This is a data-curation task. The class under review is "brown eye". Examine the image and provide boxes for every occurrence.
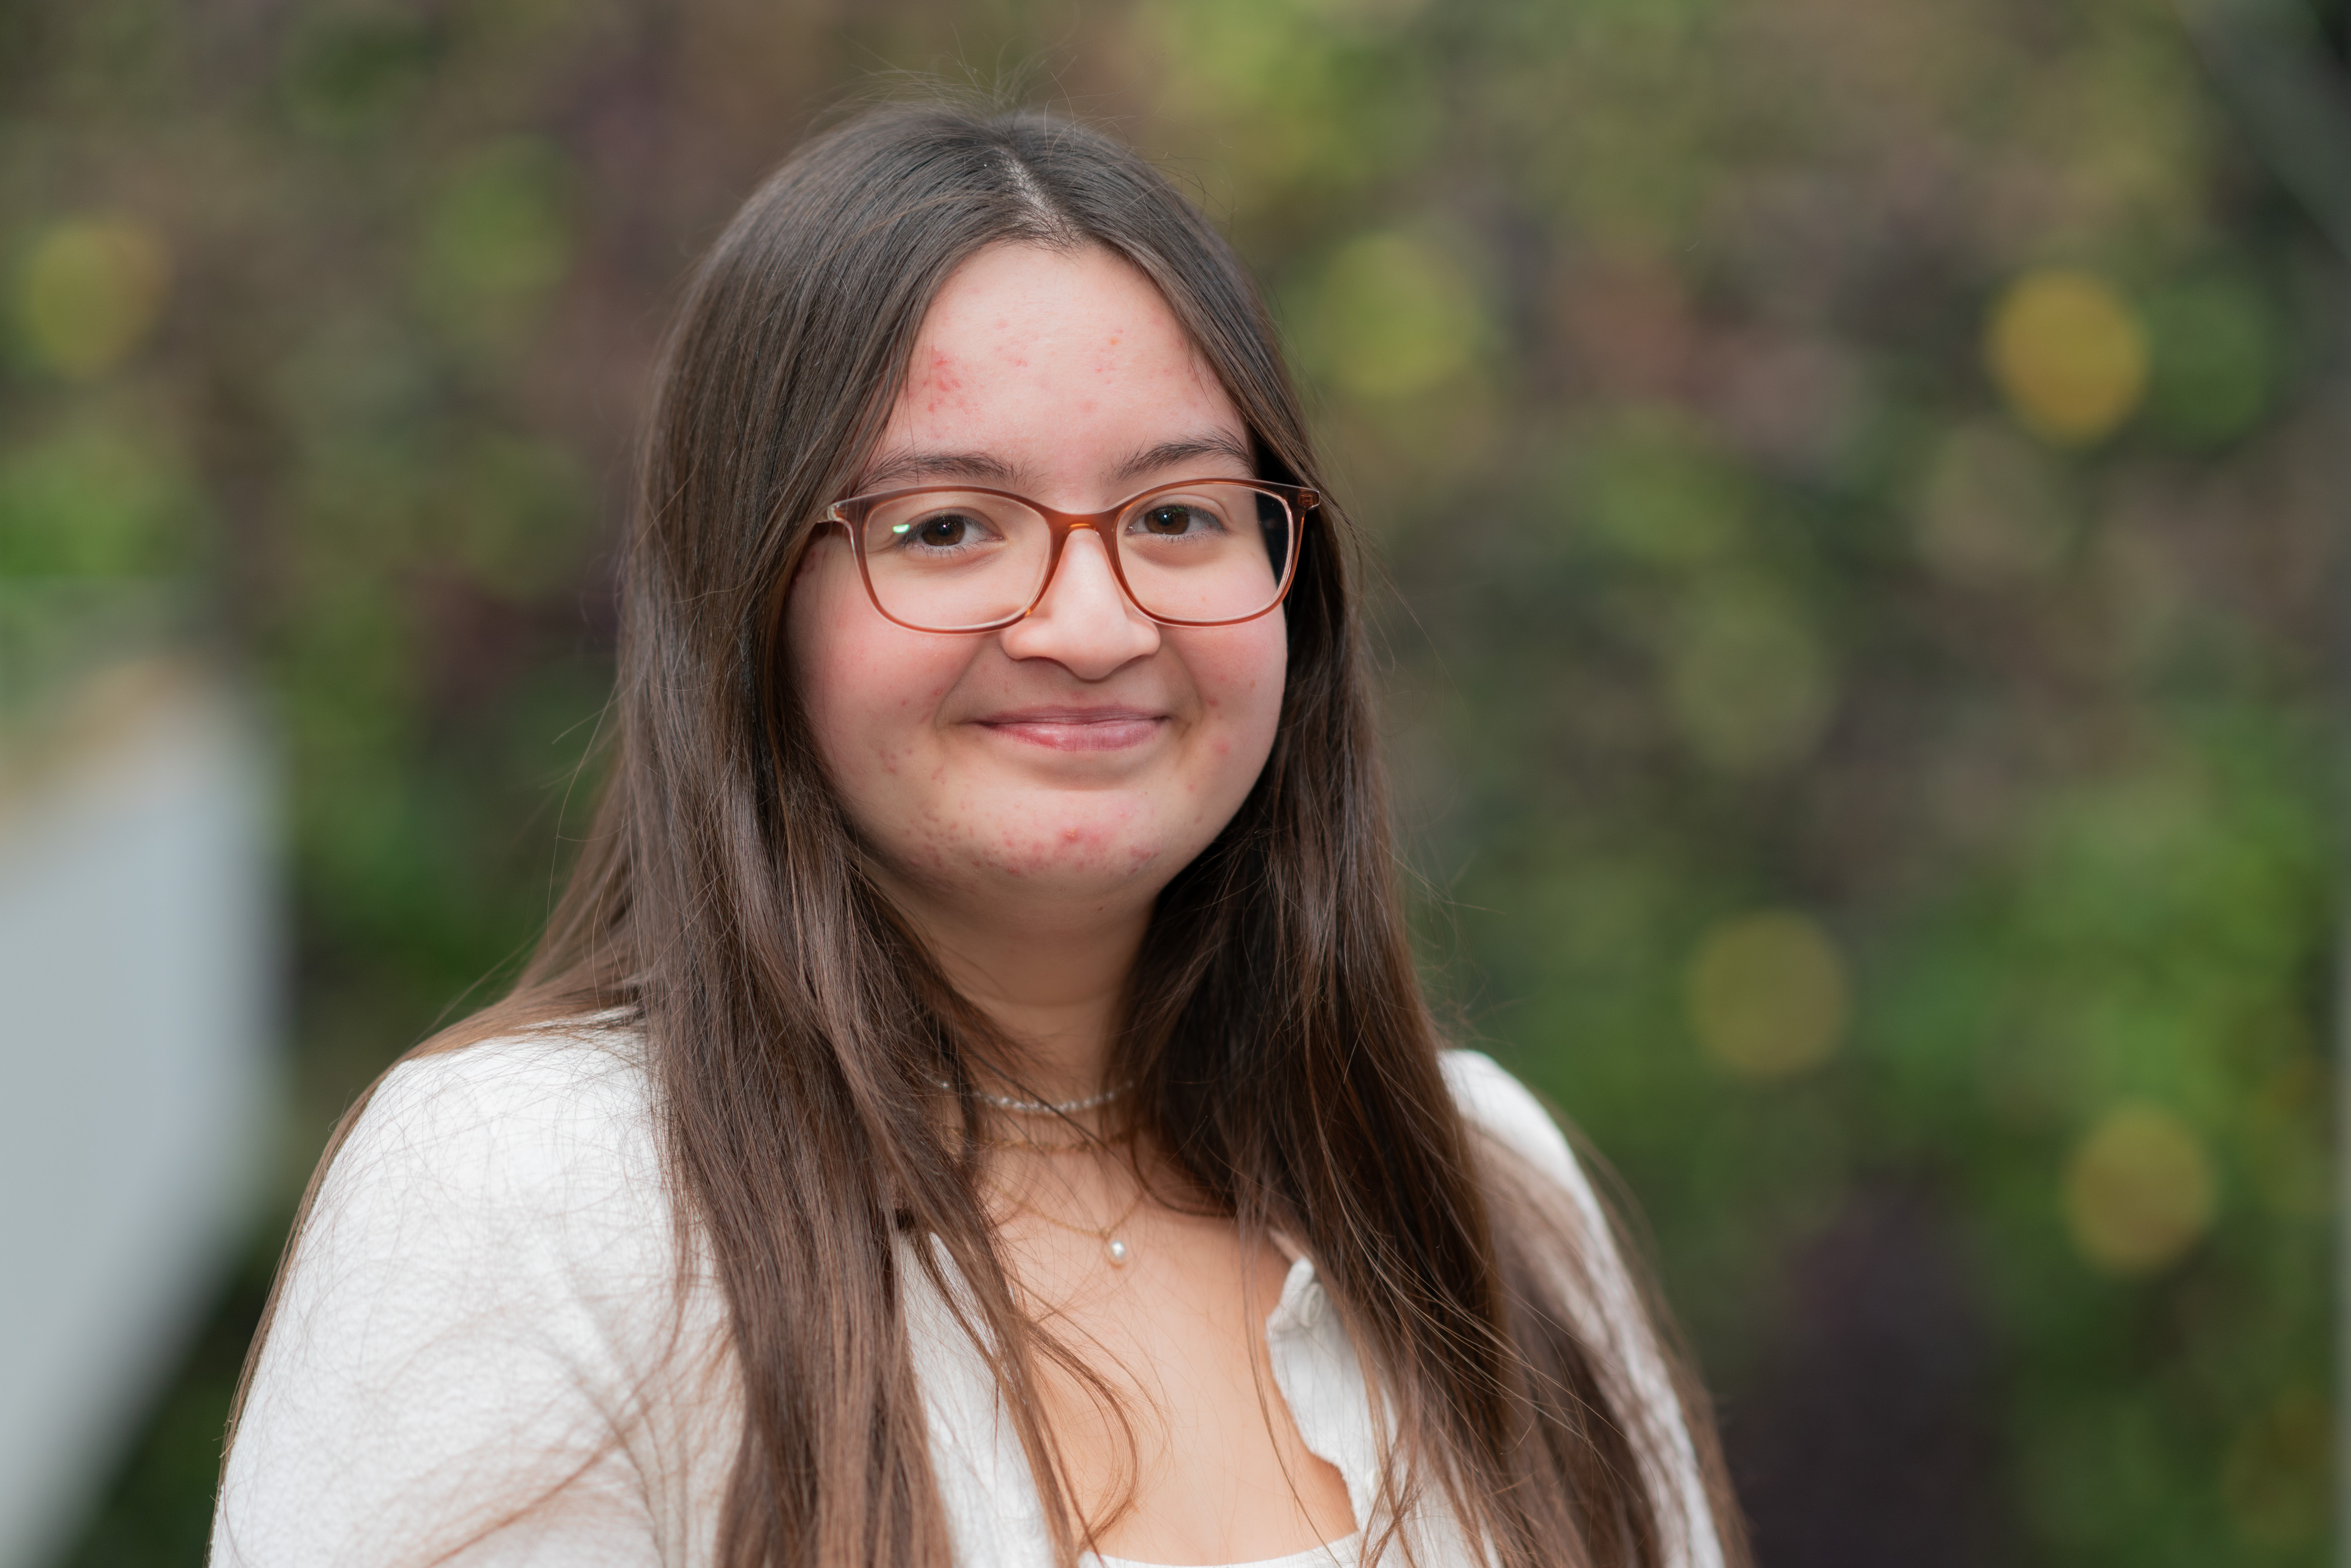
[1140,505,1202,536]
[900,512,977,549]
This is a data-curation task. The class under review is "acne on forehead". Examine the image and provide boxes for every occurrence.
[887,245,1238,450]
[912,347,972,419]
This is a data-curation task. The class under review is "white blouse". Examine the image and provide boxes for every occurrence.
[1090,1533,1358,1568]
[210,1028,1720,1567]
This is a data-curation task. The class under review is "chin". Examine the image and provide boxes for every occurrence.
[956,802,1199,900]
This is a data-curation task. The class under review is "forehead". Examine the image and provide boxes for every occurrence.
[863,242,1248,492]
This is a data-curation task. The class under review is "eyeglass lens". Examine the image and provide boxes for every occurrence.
[853,482,1293,631]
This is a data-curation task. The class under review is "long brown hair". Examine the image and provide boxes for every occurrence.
[238,98,1749,1568]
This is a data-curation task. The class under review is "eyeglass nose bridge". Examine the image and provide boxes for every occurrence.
[1016,514,1127,625]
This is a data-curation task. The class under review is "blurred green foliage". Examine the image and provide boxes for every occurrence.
[2,0,2340,1563]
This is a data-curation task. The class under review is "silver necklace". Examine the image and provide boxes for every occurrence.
[932,1076,1134,1116]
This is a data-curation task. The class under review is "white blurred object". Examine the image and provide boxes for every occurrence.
[0,661,279,1568]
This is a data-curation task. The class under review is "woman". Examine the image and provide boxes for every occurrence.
[213,99,1747,1568]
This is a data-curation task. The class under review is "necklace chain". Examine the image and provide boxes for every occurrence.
[1010,1181,1149,1268]
[976,1130,1135,1156]
[986,1134,1151,1269]
[939,1072,1147,1265]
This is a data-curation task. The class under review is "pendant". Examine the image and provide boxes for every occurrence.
[1105,1237,1130,1267]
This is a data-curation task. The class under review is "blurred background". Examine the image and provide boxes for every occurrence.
[1,0,2344,1563]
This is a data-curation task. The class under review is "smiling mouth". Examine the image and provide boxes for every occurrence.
[973,708,1167,752]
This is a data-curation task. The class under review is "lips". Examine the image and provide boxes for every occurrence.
[972,706,1167,752]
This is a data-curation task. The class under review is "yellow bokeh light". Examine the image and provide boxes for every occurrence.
[1984,267,2148,445]
[1306,231,1483,402]
[17,216,173,380]
[2062,1103,2215,1275]
[1687,910,1848,1080]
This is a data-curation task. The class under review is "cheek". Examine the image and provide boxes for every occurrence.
[784,556,863,756]
[1183,619,1288,775]
[785,551,956,791]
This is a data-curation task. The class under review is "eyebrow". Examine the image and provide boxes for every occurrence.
[852,431,1255,495]
[853,448,1020,491]
[1109,433,1255,483]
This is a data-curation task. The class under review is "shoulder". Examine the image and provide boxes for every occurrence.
[325,1017,661,1225]
[1438,1050,1727,1568]
[357,1012,654,1147]
[1439,1048,1589,1203]
[1439,1050,1627,1332]
[294,1016,678,1349]
[217,1018,695,1563]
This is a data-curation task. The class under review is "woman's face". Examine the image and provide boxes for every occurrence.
[786,243,1288,927]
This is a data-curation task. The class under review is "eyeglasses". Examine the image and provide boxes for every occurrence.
[818,477,1314,634]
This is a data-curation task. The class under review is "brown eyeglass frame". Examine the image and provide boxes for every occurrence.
[817,477,1317,633]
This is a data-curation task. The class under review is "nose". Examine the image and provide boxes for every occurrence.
[997,527,1160,678]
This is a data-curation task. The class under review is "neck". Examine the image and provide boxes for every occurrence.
[875,864,1151,1105]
